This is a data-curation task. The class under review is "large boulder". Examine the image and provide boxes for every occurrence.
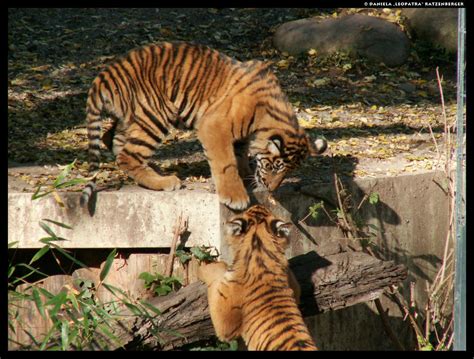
[402,9,458,53]
[273,14,410,67]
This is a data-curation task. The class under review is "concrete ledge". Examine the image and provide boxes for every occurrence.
[8,187,221,249]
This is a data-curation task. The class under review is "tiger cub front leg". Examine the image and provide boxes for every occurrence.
[117,123,181,191]
[198,128,250,210]
[198,262,243,341]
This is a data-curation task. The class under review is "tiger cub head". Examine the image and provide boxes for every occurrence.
[249,127,327,192]
[226,205,293,262]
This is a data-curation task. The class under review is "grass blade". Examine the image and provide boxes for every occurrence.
[47,243,88,269]
[100,249,117,282]
[39,221,59,239]
[53,160,76,188]
[61,320,69,350]
[42,218,73,230]
[29,245,50,265]
[140,300,161,316]
[32,287,46,319]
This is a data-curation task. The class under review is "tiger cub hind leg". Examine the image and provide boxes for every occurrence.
[101,116,126,156]
[117,122,181,191]
[198,262,243,341]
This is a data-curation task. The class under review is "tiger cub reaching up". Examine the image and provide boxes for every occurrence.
[198,205,317,351]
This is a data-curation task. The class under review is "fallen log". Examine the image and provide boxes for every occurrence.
[109,250,407,350]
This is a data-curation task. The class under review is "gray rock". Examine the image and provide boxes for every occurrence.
[273,14,410,67]
[402,9,458,53]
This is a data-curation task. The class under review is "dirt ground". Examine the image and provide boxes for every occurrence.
[8,8,459,194]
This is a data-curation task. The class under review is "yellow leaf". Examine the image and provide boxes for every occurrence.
[52,191,65,207]
[276,59,289,69]
[312,77,330,87]
[31,65,51,72]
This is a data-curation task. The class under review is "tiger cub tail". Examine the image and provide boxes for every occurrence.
[80,80,105,208]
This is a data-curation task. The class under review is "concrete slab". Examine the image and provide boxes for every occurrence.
[8,187,221,249]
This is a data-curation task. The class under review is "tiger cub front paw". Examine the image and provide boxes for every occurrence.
[198,261,228,284]
[217,183,250,211]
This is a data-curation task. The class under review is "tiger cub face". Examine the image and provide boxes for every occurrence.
[226,205,292,256]
[249,129,327,192]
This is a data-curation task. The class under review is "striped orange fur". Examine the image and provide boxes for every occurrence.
[81,42,326,210]
[198,205,318,351]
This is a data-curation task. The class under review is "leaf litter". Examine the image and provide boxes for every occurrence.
[8,8,459,193]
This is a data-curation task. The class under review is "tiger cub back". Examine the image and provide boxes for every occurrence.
[198,205,317,351]
[81,42,327,211]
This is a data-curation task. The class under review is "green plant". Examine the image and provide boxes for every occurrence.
[189,245,219,262]
[184,338,239,351]
[31,159,87,206]
[139,272,182,297]
[9,160,167,350]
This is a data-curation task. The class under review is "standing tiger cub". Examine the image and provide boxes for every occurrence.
[198,205,317,351]
[81,42,327,210]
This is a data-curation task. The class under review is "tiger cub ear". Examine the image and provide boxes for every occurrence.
[267,136,283,156]
[307,136,328,156]
[226,218,247,237]
[271,220,292,239]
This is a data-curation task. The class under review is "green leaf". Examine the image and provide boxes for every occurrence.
[369,192,380,205]
[15,263,49,280]
[229,339,239,351]
[175,249,192,264]
[67,292,80,312]
[139,300,162,316]
[32,288,46,318]
[39,236,68,244]
[46,291,67,318]
[29,245,50,265]
[31,185,54,201]
[42,218,73,229]
[123,301,144,316]
[36,287,55,300]
[39,221,59,239]
[47,243,88,269]
[100,249,117,282]
[138,271,156,285]
[8,265,15,279]
[309,201,324,220]
[190,246,218,261]
[61,320,69,350]
[55,178,88,189]
[102,283,127,298]
[53,160,76,188]
[154,284,172,296]
[8,241,19,249]
[39,325,58,350]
